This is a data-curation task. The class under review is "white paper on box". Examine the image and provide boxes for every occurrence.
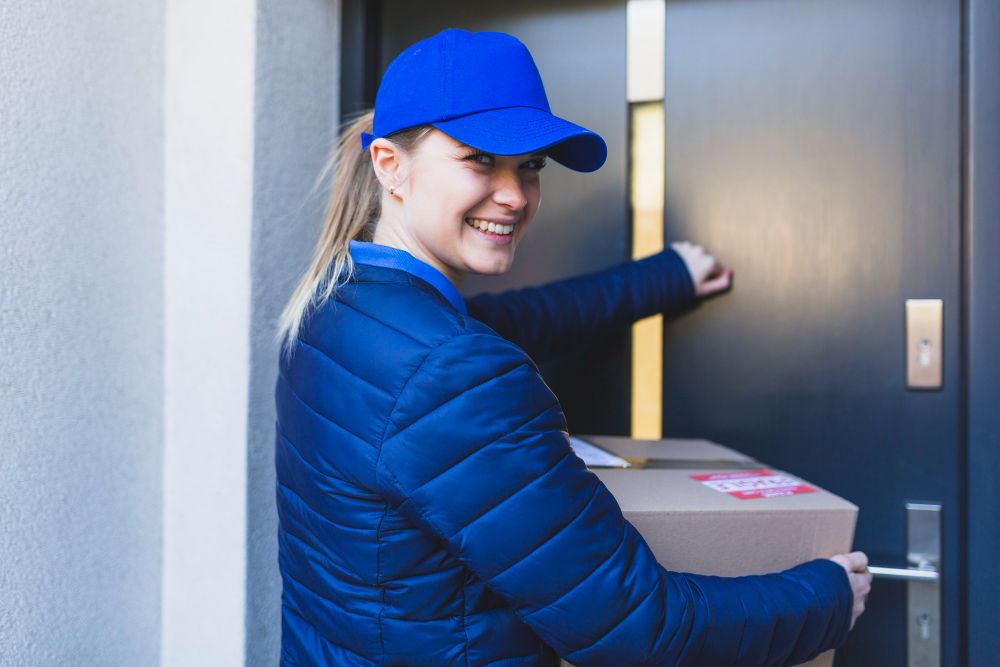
[567,436,631,468]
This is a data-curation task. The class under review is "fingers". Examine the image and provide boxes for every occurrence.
[670,240,731,298]
[831,551,868,572]
[856,571,872,597]
[845,551,869,572]
[699,269,733,297]
[850,569,873,629]
[829,552,873,630]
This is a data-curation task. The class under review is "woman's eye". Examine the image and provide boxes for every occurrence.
[465,153,495,166]
[522,157,547,171]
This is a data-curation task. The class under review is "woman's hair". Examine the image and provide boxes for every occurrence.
[275,111,430,357]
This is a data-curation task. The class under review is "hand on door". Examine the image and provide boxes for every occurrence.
[670,241,733,298]
[829,551,873,630]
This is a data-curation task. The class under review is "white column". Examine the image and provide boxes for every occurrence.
[163,0,256,663]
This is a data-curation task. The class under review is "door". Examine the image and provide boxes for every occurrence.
[658,2,963,665]
[358,1,965,664]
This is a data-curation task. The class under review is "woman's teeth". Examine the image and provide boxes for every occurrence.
[465,218,514,235]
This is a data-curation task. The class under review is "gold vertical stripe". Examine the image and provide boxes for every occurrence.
[631,315,663,439]
[629,102,665,440]
[628,0,666,439]
[630,103,665,256]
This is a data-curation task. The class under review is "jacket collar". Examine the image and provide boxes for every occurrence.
[349,241,467,315]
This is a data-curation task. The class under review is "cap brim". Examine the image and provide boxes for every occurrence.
[431,107,607,173]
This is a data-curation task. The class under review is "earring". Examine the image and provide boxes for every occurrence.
[388,185,396,196]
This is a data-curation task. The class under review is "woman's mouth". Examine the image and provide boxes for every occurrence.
[465,217,515,236]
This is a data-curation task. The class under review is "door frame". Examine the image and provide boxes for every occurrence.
[964,0,999,664]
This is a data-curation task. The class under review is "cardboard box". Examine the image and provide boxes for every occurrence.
[561,436,858,667]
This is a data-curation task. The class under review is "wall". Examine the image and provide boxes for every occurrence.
[246,1,341,664]
[0,1,165,665]
[0,1,341,664]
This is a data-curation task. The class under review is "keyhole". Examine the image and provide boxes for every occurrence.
[918,338,933,367]
[916,613,932,641]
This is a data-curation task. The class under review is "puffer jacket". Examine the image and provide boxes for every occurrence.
[275,241,853,666]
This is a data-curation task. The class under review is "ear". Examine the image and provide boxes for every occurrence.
[370,138,405,193]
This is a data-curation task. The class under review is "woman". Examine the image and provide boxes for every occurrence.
[275,29,870,666]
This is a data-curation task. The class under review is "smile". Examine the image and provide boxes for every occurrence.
[465,218,515,236]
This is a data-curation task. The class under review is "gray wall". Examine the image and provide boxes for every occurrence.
[0,0,342,663]
[0,1,164,665]
[247,1,341,664]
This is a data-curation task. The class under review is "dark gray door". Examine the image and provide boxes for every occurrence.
[658,2,963,665]
[363,1,966,664]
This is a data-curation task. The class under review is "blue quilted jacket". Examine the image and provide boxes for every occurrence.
[275,242,853,666]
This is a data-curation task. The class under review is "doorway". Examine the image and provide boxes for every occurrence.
[346,2,973,664]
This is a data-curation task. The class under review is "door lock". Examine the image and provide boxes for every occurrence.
[905,300,943,389]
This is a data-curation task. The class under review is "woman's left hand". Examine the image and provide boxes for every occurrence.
[671,240,733,298]
[829,551,873,631]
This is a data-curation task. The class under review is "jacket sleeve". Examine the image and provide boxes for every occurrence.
[376,332,853,666]
[464,248,696,363]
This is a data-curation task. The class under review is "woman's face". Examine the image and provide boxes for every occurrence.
[376,129,545,285]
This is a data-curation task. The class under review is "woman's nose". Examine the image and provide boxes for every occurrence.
[492,169,528,211]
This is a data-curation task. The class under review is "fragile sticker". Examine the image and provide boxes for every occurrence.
[690,469,818,500]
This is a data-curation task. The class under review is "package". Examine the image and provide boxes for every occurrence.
[564,435,858,667]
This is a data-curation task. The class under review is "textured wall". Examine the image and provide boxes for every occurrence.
[246,1,341,664]
[0,2,164,665]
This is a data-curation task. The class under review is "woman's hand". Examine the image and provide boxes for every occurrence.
[670,241,733,298]
[829,551,873,631]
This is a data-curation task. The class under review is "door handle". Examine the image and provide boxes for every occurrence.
[866,503,942,666]
[868,565,939,582]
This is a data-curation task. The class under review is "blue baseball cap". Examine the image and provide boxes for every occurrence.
[361,29,607,173]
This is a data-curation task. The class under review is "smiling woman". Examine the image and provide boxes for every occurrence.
[370,130,545,282]
[272,28,868,667]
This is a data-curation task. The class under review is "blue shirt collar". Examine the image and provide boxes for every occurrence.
[349,241,467,315]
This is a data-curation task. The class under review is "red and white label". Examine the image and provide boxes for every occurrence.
[690,469,818,500]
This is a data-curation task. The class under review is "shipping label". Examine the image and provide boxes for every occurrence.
[690,469,818,500]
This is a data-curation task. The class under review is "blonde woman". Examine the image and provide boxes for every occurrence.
[274,29,870,666]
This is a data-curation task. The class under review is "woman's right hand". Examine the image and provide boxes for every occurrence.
[829,551,873,630]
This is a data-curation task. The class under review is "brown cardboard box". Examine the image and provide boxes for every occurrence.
[560,436,857,667]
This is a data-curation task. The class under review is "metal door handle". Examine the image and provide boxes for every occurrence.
[868,565,939,582]
[868,503,942,666]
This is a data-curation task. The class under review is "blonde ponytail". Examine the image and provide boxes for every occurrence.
[276,111,430,358]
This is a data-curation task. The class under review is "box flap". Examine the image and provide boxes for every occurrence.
[577,434,760,468]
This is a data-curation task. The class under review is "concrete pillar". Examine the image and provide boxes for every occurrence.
[163,0,340,663]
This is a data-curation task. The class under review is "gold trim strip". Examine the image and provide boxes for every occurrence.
[629,102,665,439]
[627,0,666,438]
